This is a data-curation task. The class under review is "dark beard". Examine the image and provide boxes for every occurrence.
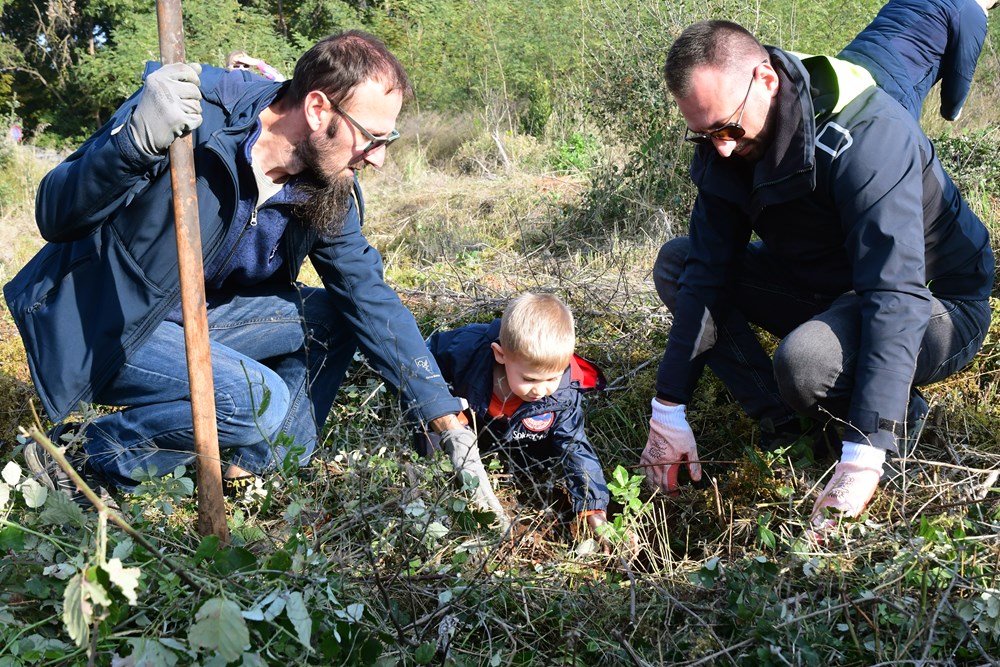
[292,130,355,238]
[293,175,353,238]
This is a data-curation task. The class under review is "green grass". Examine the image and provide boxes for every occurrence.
[2,12,1000,661]
[1,122,998,664]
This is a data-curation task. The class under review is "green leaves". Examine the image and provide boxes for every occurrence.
[691,556,723,588]
[0,524,24,551]
[61,559,141,648]
[38,491,88,529]
[414,642,437,664]
[284,591,312,649]
[62,567,112,648]
[123,639,180,667]
[188,597,251,663]
[2,460,48,510]
[104,558,142,605]
[607,464,645,511]
[757,513,777,550]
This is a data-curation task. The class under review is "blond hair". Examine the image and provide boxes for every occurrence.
[499,292,575,370]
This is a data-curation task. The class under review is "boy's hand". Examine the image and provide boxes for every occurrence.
[439,428,510,530]
[641,399,701,494]
[585,511,640,558]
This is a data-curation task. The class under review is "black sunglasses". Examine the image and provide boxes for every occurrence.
[684,60,767,145]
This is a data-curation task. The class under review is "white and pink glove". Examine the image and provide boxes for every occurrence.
[640,399,702,494]
[811,441,885,529]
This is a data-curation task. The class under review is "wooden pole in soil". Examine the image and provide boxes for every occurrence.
[155,0,229,543]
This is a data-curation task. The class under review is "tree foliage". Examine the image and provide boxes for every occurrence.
[1,0,593,144]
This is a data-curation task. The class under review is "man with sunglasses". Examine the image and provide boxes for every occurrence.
[641,21,993,527]
[7,31,507,523]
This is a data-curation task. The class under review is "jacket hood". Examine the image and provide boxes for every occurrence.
[142,61,285,131]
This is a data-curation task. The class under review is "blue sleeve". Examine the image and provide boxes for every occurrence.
[655,188,751,403]
[309,192,464,426]
[826,112,931,449]
[939,1,988,120]
[551,393,610,513]
[35,90,162,242]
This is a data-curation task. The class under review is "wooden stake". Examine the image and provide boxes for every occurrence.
[155,0,229,543]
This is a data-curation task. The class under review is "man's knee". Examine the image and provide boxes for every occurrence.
[773,320,844,413]
[653,236,690,310]
[215,367,291,446]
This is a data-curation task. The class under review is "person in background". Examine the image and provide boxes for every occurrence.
[839,0,997,122]
[226,49,286,82]
[642,21,993,528]
[421,292,637,550]
[9,30,503,523]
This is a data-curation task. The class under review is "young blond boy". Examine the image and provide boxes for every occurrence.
[421,292,615,536]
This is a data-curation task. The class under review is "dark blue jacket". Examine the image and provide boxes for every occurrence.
[3,64,463,425]
[657,49,994,451]
[839,0,989,121]
[426,320,610,513]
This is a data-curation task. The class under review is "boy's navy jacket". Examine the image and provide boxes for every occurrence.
[3,63,463,425]
[839,0,989,121]
[426,319,610,513]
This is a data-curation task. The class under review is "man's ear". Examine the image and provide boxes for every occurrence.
[491,342,506,365]
[303,90,331,132]
[759,62,780,98]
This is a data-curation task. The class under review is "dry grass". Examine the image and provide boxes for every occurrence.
[0,144,59,452]
[1,121,999,665]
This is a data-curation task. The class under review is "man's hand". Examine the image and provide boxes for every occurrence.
[129,62,203,156]
[640,399,701,494]
[810,442,884,529]
[439,428,510,530]
[429,413,464,433]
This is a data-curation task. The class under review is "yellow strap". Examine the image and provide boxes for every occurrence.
[790,52,876,114]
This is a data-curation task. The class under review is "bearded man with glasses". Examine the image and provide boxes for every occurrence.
[641,20,993,529]
[8,30,507,524]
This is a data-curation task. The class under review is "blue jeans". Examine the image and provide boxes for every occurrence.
[654,238,991,448]
[81,285,356,491]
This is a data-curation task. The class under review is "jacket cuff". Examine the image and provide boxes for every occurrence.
[656,390,687,405]
[414,396,470,428]
[573,496,610,514]
[112,111,164,171]
[842,425,896,452]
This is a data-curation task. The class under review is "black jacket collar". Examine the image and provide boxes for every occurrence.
[689,47,819,216]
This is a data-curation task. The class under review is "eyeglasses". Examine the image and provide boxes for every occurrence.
[333,103,400,155]
[684,60,767,145]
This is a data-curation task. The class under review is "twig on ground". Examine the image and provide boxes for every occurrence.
[24,425,204,593]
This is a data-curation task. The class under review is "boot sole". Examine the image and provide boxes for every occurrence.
[23,441,58,491]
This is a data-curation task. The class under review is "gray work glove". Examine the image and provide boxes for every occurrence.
[129,62,203,155]
[439,428,510,530]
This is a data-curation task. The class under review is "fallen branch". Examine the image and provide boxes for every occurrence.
[23,425,204,593]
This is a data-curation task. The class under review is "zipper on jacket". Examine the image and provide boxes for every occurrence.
[207,207,259,283]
